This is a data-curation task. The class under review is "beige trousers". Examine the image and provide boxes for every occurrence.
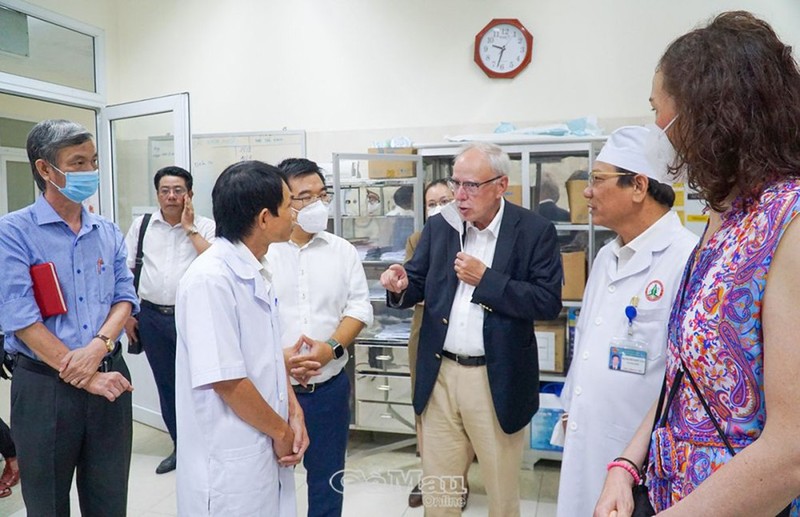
[421,357,525,517]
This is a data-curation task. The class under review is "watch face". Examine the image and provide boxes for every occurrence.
[477,22,530,76]
[334,344,345,359]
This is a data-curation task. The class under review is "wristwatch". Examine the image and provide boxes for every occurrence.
[94,333,114,353]
[326,338,345,360]
[185,225,199,237]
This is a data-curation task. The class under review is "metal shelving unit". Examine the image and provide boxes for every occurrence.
[332,152,424,435]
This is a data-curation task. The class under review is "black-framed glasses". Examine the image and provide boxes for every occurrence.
[447,175,503,196]
[587,171,635,186]
[158,186,187,197]
[290,192,333,207]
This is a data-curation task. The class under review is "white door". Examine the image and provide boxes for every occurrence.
[99,93,190,432]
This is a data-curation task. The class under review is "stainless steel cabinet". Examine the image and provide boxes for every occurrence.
[332,152,423,434]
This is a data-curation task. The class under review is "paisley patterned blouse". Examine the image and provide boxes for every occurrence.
[647,180,800,515]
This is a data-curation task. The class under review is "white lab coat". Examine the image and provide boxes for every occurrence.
[557,212,697,517]
[175,238,295,517]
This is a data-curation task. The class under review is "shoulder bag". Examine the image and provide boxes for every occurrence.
[128,213,151,355]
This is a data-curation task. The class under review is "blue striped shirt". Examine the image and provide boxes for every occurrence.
[0,195,139,359]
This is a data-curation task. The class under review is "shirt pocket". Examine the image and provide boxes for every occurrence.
[209,438,276,515]
[83,250,116,305]
[630,307,670,363]
[98,254,115,304]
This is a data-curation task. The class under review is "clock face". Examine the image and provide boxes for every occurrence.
[474,19,533,78]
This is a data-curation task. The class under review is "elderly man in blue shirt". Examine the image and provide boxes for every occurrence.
[0,119,138,517]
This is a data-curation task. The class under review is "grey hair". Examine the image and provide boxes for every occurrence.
[540,174,560,202]
[27,119,93,192]
[455,142,510,177]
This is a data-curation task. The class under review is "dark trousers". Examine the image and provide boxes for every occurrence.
[297,370,350,517]
[0,417,14,459]
[138,302,177,442]
[11,356,132,517]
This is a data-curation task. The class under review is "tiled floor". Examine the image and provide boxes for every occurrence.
[0,379,560,516]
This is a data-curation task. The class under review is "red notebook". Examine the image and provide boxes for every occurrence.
[30,262,68,318]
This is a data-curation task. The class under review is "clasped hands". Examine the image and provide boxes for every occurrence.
[284,335,333,386]
[59,338,132,402]
[380,252,488,293]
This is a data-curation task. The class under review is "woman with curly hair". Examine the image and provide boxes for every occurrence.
[594,11,800,516]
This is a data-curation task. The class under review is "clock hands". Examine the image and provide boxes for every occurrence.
[496,45,506,67]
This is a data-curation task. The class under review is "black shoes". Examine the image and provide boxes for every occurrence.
[408,482,469,509]
[155,449,176,474]
[408,483,423,508]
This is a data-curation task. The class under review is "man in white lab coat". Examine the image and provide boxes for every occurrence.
[556,126,698,517]
[174,161,309,516]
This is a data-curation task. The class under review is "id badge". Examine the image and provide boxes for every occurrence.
[608,337,648,375]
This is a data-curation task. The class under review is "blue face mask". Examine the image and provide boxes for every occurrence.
[49,164,99,203]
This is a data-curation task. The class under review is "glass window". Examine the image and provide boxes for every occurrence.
[0,6,96,92]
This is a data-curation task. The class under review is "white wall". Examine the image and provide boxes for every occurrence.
[23,0,800,163]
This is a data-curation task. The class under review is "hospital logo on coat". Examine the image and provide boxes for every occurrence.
[645,280,665,302]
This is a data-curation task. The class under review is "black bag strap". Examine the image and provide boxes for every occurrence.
[640,367,684,480]
[133,213,152,295]
[678,356,737,456]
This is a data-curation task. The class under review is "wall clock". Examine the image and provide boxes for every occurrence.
[474,18,533,79]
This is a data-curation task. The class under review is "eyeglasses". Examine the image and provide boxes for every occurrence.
[158,187,187,197]
[426,197,454,210]
[290,192,333,207]
[447,175,503,196]
[587,171,635,186]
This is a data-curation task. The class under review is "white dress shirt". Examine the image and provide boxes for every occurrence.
[124,210,215,306]
[442,199,506,357]
[267,231,373,384]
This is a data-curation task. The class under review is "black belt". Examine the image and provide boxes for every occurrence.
[15,342,122,378]
[292,370,341,394]
[442,350,486,367]
[141,299,175,316]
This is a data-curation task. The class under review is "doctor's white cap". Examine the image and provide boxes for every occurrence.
[596,126,668,185]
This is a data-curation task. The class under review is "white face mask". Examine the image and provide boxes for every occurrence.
[644,116,686,183]
[426,204,444,218]
[366,200,382,215]
[295,200,329,234]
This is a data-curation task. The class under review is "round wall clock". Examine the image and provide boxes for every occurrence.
[474,18,533,79]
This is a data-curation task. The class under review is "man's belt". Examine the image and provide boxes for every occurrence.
[442,350,486,367]
[292,370,342,394]
[15,342,122,378]
[141,299,175,316]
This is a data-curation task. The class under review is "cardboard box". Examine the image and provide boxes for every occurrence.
[530,393,565,451]
[367,147,416,179]
[561,251,586,300]
[566,179,589,223]
[503,185,523,206]
[535,318,566,373]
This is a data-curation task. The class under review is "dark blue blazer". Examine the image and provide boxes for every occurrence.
[390,202,563,434]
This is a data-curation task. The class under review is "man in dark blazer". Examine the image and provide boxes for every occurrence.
[381,142,562,516]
